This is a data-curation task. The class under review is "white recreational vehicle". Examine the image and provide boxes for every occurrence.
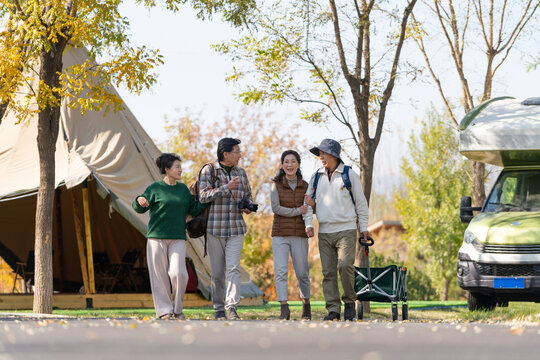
[458,97,540,310]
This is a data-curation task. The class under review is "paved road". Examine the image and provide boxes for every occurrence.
[1,316,539,360]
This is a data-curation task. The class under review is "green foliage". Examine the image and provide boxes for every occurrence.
[395,109,472,300]
[527,56,540,71]
[0,0,255,122]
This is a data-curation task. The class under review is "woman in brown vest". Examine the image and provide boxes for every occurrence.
[271,150,311,320]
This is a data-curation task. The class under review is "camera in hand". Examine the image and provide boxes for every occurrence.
[238,199,258,212]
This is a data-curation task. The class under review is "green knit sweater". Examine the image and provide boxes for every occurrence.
[132,180,208,240]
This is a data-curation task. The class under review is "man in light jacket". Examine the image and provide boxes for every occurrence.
[303,138,370,321]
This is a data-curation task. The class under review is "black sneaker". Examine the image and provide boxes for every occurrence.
[323,311,340,321]
[214,310,226,320]
[226,307,241,320]
[344,302,356,321]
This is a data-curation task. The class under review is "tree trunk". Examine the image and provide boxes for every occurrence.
[0,100,8,125]
[442,278,449,301]
[354,140,376,313]
[358,140,375,205]
[472,161,486,207]
[33,49,64,314]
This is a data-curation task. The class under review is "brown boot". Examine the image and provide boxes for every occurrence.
[279,303,290,320]
[301,301,311,320]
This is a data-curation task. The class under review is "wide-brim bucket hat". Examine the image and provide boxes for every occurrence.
[309,138,343,163]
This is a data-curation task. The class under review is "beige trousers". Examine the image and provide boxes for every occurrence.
[147,239,188,317]
[272,236,311,302]
[207,233,244,311]
[318,230,357,313]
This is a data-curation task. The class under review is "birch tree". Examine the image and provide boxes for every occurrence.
[411,0,539,207]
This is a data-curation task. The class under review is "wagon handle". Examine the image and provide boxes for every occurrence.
[359,236,374,257]
[359,236,374,247]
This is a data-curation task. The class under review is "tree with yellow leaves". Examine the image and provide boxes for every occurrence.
[0,0,254,314]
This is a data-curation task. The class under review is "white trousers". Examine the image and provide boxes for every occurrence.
[146,239,188,317]
[207,233,244,311]
[272,236,311,302]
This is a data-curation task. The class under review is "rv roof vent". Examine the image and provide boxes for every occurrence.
[521,97,540,105]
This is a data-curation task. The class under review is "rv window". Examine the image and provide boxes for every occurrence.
[485,170,540,212]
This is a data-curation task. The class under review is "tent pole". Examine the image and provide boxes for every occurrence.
[55,188,65,292]
[70,188,90,295]
[82,179,96,294]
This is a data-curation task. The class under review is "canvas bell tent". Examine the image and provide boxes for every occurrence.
[0,46,263,306]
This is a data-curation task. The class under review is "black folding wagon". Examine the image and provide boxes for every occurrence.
[354,237,408,321]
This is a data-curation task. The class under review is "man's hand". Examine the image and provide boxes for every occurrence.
[304,194,315,207]
[227,176,241,190]
[361,231,372,241]
[300,204,308,214]
[241,209,252,214]
[305,227,314,238]
[137,196,149,208]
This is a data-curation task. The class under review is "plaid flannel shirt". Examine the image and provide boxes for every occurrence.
[199,161,253,237]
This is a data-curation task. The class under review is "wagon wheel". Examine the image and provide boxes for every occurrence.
[402,303,409,321]
[357,302,364,321]
[391,303,398,321]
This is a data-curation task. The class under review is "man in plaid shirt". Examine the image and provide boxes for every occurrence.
[199,138,254,320]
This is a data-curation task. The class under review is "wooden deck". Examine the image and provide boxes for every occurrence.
[0,293,263,310]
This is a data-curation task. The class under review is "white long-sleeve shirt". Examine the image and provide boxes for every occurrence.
[302,163,369,233]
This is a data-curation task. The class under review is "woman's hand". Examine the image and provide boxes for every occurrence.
[305,227,315,238]
[137,196,149,208]
[304,194,315,207]
[300,204,308,214]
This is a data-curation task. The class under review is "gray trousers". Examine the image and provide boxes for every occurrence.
[207,233,245,311]
[272,236,311,302]
[318,230,357,313]
[146,239,188,317]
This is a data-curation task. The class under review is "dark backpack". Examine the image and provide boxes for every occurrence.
[311,165,355,205]
[186,163,217,255]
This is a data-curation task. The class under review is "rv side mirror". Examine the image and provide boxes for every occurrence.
[460,196,481,223]
[460,196,474,223]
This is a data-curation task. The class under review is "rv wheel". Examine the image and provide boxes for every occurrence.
[467,291,495,311]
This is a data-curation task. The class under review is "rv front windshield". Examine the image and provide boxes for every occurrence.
[485,170,540,212]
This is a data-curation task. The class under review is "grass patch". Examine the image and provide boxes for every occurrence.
[8,301,540,323]
[8,300,465,321]
[456,302,540,323]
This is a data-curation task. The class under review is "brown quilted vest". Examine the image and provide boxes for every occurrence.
[271,177,309,237]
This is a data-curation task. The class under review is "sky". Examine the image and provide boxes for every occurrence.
[115,3,540,194]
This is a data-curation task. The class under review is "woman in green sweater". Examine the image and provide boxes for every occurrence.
[133,153,207,320]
